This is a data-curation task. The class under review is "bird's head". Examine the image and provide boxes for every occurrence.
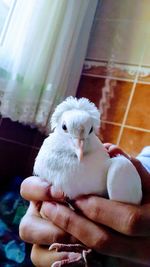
[51,97,100,161]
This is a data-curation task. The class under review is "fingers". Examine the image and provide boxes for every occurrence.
[41,201,108,249]
[103,143,130,159]
[76,196,150,237]
[19,202,69,245]
[40,201,150,265]
[31,245,54,267]
[20,176,51,201]
[31,244,81,267]
[20,176,66,202]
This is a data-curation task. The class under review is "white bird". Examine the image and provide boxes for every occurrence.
[34,96,142,204]
[33,96,142,266]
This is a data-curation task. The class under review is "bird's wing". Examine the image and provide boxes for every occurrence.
[107,156,142,204]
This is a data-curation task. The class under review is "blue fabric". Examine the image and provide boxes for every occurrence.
[137,146,150,173]
[0,177,33,266]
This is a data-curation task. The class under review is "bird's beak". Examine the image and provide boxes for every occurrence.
[74,139,84,161]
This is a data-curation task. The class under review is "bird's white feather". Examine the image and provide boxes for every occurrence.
[51,96,100,132]
[107,156,142,204]
[34,132,110,199]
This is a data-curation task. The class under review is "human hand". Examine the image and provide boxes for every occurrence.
[19,177,78,267]
[40,146,150,266]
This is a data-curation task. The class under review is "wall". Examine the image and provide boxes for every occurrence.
[77,0,150,156]
[0,117,45,192]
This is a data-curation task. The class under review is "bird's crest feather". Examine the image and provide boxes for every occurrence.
[51,97,100,130]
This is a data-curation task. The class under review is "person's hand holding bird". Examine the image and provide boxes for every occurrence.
[32,97,142,267]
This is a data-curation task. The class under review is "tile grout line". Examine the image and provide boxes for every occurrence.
[124,124,150,133]
[101,120,122,126]
[116,31,149,146]
[101,120,150,132]
[116,75,138,146]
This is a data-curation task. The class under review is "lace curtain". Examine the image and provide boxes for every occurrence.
[0,0,98,132]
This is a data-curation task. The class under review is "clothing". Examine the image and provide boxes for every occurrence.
[137,146,150,173]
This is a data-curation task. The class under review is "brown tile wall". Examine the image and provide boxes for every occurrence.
[77,73,150,157]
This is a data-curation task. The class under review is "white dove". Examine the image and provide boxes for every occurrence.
[33,96,142,266]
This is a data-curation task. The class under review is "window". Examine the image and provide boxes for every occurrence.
[0,0,17,44]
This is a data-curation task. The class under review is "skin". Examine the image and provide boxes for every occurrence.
[19,144,150,267]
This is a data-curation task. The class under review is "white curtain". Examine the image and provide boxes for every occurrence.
[0,0,98,132]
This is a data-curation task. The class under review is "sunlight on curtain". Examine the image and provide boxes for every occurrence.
[0,0,98,132]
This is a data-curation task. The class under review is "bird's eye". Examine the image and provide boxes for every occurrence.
[89,126,93,134]
[62,124,67,131]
